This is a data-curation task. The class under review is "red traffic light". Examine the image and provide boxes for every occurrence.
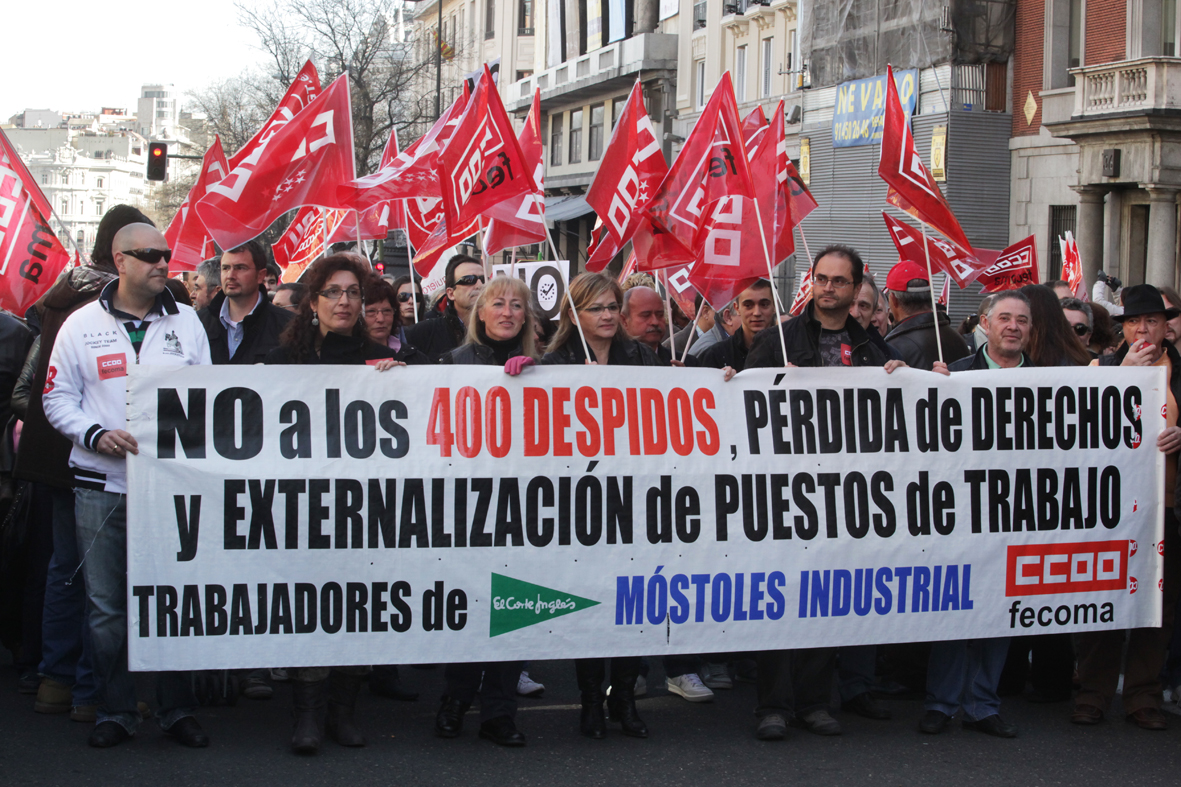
[374,261,385,274]
[146,142,168,181]
[152,147,164,157]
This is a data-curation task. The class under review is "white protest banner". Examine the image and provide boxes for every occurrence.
[126,366,1166,671]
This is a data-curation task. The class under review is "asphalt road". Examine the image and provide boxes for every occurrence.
[2,657,1179,787]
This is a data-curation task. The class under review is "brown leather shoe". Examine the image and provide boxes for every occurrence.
[1070,704,1103,725]
[1126,707,1168,730]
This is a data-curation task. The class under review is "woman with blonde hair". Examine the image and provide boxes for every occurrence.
[442,275,538,369]
[542,272,660,367]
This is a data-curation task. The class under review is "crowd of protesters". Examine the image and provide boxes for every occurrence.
[2,204,1179,754]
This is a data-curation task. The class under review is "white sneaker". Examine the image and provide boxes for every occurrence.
[701,663,733,690]
[516,671,545,697]
[269,668,289,682]
[635,674,648,697]
[667,673,715,702]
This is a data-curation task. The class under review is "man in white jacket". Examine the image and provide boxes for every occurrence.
[43,223,211,749]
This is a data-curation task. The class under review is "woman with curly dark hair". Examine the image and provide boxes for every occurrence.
[1018,284,1092,367]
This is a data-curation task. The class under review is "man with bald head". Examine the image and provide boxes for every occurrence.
[44,223,212,749]
[622,286,672,362]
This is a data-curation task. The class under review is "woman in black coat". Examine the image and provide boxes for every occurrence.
[541,272,652,740]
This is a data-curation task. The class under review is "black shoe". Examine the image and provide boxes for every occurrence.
[435,697,469,738]
[841,691,892,720]
[164,716,210,748]
[479,715,526,747]
[17,671,39,694]
[607,695,649,739]
[580,701,606,739]
[963,714,1017,738]
[88,720,132,748]
[919,710,951,734]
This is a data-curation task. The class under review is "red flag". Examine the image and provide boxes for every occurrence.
[411,214,479,277]
[788,267,813,316]
[585,81,668,272]
[228,60,321,169]
[0,128,72,315]
[483,89,547,255]
[882,212,983,289]
[436,67,536,233]
[274,207,345,282]
[197,74,356,249]
[975,235,1039,293]
[352,129,406,241]
[690,101,791,290]
[644,72,754,270]
[937,274,950,306]
[338,91,468,210]
[1060,231,1086,299]
[741,105,768,148]
[878,64,974,255]
[164,137,229,271]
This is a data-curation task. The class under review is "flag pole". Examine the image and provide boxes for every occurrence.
[752,199,790,367]
[920,221,945,364]
[660,268,675,350]
[353,210,365,259]
[681,297,706,363]
[509,246,518,278]
[531,192,591,361]
[400,201,419,323]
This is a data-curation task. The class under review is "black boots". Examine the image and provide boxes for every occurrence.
[291,680,325,754]
[580,693,607,739]
[575,658,648,738]
[435,696,470,738]
[326,672,367,747]
[607,685,649,738]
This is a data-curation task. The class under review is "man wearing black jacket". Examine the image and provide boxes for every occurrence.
[696,280,775,371]
[404,255,484,361]
[884,260,969,370]
[198,240,293,365]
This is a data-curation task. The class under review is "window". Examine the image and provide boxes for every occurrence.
[735,47,748,103]
[519,0,533,34]
[787,29,798,90]
[761,38,773,97]
[1068,0,1082,69]
[96,177,104,188]
[60,172,69,185]
[40,173,48,184]
[1048,205,1078,278]
[77,230,85,245]
[569,108,583,164]
[1166,0,1178,56]
[79,172,86,185]
[695,60,707,109]
[693,1,707,29]
[612,96,628,129]
[551,113,564,166]
[485,0,495,39]
[61,200,68,214]
[589,104,605,160]
[96,201,104,214]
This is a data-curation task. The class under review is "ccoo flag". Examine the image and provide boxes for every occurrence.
[228,60,321,169]
[197,74,356,249]
[483,89,547,255]
[0,128,72,315]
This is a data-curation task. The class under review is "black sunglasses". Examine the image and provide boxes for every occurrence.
[398,292,424,303]
[453,274,486,287]
[1072,323,1092,337]
[121,248,172,264]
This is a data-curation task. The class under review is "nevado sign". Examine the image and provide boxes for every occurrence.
[832,69,918,148]
[125,365,1167,670]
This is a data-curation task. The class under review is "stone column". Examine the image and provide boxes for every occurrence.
[1144,185,1180,288]
[1071,185,1106,288]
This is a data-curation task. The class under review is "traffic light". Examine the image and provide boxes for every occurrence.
[147,142,168,181]
[374,261,385,274]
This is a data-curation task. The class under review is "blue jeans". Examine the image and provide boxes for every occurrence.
[38,486,97,704]
[75,489,197,733]
[925,638,1010,721]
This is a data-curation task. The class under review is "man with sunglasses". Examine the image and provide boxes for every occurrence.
[197,239,294,365]
[43,223,211,750]
[404,255,485,362]
[1060,297,1095,356]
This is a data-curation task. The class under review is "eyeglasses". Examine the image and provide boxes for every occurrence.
[318,287,363,301]
[365,307,395,318]
[583,303,621,315]
[121,248,172,264]
[398,292,424,303]
[453,274,486,287]
[1071,323,1092,337]
[812,275,853,290]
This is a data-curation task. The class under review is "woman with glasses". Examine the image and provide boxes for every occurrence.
[362,275,428,363]
[430,276,539,747]
[390,275,424,324]
[264,255,404,754]
[539,273,655,740]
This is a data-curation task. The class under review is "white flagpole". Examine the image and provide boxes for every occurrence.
[531,192,590,361]
[509,246,518,278]
[920,222,945,364]
[681,297,706,363]
[660,268,675,350]
[752,199,789,367]
[353,210,365,258]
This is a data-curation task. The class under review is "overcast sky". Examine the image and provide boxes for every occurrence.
[4,1,265,118]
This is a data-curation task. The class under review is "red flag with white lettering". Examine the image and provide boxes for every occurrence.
[585,81,669,272]
[412,214,480,277]
[937,274,950,306]
[1060,231,1086,299]
[741,105,768,148]
[483,89,547,255]
[197,75,356,250]
[228,60,321,169]
[436,67,535,231]
[337,91,468,210]
[585,81,668,272]
[274,206,353,282]
[351,128,406,241]
[878,64,975,255]
[0,128,72,315]
[644,72,754,270]
[975,234,1040,293]
[882,212,983,289]
[788,267,813,316]
[164,137,229,271]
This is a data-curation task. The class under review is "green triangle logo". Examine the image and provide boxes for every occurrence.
[489,573,600,637]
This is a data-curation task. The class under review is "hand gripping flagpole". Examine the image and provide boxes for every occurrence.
[920,222,945,364]
[751,198,790,367]
[532,191,591,361]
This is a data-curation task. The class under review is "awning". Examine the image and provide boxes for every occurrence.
[545,194,593,223]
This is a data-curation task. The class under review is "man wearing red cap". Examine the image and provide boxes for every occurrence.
[883,260,969,371]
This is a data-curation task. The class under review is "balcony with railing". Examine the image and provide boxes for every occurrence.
[1070,58,1181,118]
